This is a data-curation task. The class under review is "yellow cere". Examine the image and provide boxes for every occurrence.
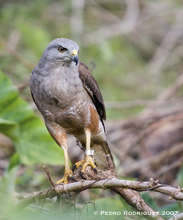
[71,50,77,56]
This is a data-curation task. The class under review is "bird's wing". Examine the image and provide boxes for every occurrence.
[78,62,106,123]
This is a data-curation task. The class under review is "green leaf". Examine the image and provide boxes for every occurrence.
[0,70,64,165]
[8,153,21,170]
[0,168,18,219]
[0,118,18,140]
[16,21,50,57]
[141,192,159,211]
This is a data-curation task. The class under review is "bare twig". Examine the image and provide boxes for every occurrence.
[156,72,183,102]
[154,157,183,179]
[0,37,34,70]
[148,11,183,75]
[84,0,139,44]
[122,143,183,175]
[42,165,55,187]
[105,99,183,109]
[142,71,183,116]
[70,0,85,41]
[18,177,183,205]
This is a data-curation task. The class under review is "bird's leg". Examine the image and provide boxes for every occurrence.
[74,128,97,172]
[46,122,73,184]
[57,139,73,184]
[82,128,96,172]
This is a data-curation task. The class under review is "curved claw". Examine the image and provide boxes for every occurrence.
[72,164,77,171]
[81,155,96,172]
[74,155,97,173]
[56,169,73,184]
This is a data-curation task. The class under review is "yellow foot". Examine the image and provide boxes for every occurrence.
[56,169,73,184]
[74,155,97,173]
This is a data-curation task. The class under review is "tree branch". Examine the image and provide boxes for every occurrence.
[84,0,139,45]
[17,177,183,214]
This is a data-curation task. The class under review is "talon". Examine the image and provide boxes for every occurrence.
[72,164,77,171]
[79,171,86,179]
[74,160,85,169]
[74,155,97,174]
[93,168,97,174]
[56,169,73,184]
[70,176,77,182]
[81,155,96,172]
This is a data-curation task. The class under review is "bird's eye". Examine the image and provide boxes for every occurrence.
[57,46,67,53]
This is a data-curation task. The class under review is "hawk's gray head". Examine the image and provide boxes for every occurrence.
[41,38,79,65]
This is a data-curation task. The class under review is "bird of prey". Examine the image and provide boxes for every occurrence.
[30,38,113,184]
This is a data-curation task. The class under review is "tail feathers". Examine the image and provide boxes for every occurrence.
[92,141,115,171]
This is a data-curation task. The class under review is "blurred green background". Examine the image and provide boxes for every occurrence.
[1,0,182,120]
[0,0,183,219]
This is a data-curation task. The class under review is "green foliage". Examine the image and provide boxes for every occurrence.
[1,168,181,220]
[0,0,156,120]
[0,168,143,220]
[16,21,51,58]
[0,168,18,220]
[8,153,20,170]
[0,70,64,165]
[141,192,159,211]
[0,1,183,219]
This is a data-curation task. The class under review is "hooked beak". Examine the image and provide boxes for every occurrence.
[71,50,79,65]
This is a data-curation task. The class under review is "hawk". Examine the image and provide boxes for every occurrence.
[30,38,113,184]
